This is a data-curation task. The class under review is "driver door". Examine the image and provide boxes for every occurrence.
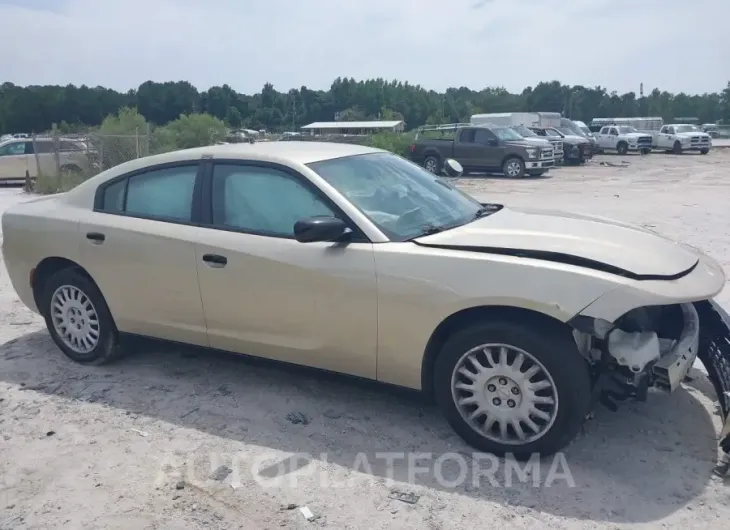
[194,161,379,379]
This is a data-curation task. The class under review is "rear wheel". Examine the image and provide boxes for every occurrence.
[673,141,683,155]
[433,320,592,458]
[616,142,628,155]
[40,268,122,365]
[424,156,441,174]
[502,157,525,178]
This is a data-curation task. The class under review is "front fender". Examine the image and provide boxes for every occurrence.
[576,253,725,322]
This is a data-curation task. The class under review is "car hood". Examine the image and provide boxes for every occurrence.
[518,138,552,146]
[560,135,589,145]
[676,131,710,138]
[414,206,701,279]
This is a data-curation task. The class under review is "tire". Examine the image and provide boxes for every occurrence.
[502,157,525,178]
[640,148,651,155]
[40,268,122,365]
[700,148,709,155]
[60,164,82,173]
[673,141,682,155]
[423,155,442,174]
[616,142,628,155]
[433,319,591,459]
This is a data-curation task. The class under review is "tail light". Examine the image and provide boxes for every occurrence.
[409,144,416,153]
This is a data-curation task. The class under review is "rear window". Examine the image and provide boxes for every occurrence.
[417,129,456,140]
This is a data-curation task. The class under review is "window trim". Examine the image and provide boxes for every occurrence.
[199,159,371,243]
[0,141,27,157]
[93,160,205,226]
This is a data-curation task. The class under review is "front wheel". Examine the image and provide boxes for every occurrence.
[673,141,683,155]
[40,268,122,365]
[434,320,592,459]
[701,148,710,155]
[502,157,525,178]
[616,142,628,155]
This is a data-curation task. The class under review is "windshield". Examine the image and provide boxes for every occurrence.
[492,127,524,141]
[579,126,591,135]
[308,152,484,241]
[675,125,699,133]
[555,127,575,136]
[617,126,638,134]
[511,125,537,137]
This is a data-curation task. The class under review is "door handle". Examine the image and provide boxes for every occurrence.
[202,254,227,267]
[86,232,105,244]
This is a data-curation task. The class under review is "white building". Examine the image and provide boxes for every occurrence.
[301,120,405,135]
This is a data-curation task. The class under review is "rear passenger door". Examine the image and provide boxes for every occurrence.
[77,162,209,347]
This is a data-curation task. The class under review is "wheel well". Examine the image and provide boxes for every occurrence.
[32,257,95,311]
[500,154,524,168]
[423,150,441,161]
[420,305,570,400]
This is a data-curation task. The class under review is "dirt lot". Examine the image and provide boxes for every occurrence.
[2,151,730,529]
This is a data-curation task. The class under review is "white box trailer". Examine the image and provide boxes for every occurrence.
[470,112,540,127]
[590,117,663,133]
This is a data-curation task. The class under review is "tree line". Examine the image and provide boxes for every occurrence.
[2,78,729,135]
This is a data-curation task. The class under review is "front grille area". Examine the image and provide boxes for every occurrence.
[550,140,563,152]
[540,148,554,159]
[637,136,652,146]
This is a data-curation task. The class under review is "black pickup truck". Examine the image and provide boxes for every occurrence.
[408,124,555,178]
[529,126,593,165]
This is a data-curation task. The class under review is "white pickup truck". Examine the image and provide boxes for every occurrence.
[594,125,653,155]
[653,124,711,154]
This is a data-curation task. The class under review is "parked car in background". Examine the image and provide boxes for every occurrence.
[594,126,653,155]
[3,141,730,461]
[560,119,599,156]
[530,127,591,165]
[411,123,554,177]
[653,124,712,154]
[509,125,564,163]
[0,137,94,181]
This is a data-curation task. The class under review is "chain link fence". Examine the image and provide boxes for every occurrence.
[28,128,150,193]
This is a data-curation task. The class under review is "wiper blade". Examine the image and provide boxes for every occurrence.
[473,206,496,220]
[406,225,447,241]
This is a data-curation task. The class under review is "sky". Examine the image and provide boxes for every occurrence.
[0,0,728,96]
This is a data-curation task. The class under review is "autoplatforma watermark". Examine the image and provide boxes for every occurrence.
[155,451,575,490]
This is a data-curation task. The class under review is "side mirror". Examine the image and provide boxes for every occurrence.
[487,138,499,146]
[443,158,463,178]
[293,216,349,243]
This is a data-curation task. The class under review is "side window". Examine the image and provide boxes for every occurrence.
[667,127,675,135]
[34,141,55,154]
[100,165,198,221]
[459,129,476,143]
[101,179,126,213]
[599,127,607,135]
[474,128,493,144]
[211,164,334,238]
[609,128,618,136]
[660,126,667,134]
[23,141,34,155]
[0,142,26,156]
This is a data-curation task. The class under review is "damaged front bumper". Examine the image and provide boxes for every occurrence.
[695,300,730,477]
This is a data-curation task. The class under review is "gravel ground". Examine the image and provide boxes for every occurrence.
[1,151,730,529]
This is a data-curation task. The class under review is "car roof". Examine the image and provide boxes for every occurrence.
[154,141,383,166]
[62,141,385,206]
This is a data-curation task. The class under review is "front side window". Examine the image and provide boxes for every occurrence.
[211,164,334,237]
[492,127,523,141]
[308,152,483,241]
[99,165,198,221]
[0,142,26,156]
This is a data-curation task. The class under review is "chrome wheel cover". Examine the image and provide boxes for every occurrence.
[424,158,438,173]
[451,343,559,445]
[50,285,101,354]
[505,161,521,177]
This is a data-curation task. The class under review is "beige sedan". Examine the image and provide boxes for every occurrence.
[3,142,730,459]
